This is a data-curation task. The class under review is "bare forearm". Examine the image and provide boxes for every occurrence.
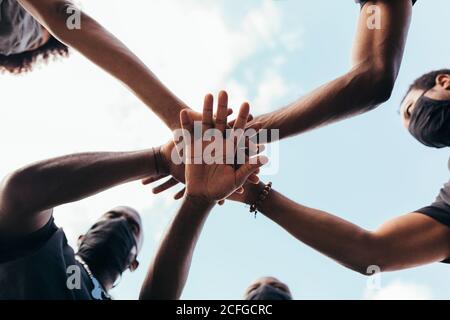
[3,149,163,214]
[57,14,187,130]
[238,180,450,274]
[246,184,373,273]
[140,196,214,300]
[253,1,412,141]
[18,0,188,130]
[253,66,391,141]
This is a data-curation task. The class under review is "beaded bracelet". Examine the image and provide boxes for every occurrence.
[249,182,273,218]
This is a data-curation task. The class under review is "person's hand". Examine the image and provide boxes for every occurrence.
[182,91,268,202]
[143,93,262,200]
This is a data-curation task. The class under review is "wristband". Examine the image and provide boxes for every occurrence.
[152,147,163,174]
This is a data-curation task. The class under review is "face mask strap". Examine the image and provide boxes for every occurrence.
[418,88,430,101]
[409,88,431,119]
[417,88,450,104]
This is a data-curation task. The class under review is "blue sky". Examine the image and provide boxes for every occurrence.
[172,0,450,300]
[1,0,449,300]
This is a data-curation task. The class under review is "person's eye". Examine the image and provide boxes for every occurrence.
[107,211,118,217]
[248,285,259,293]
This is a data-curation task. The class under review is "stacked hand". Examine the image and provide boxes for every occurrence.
[181,93,267,202]
[144,91,266,203]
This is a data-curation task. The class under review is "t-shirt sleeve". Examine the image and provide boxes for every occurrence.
[417,204,450,227]
[0,217,58,263]
[416,178,450,263]
[417,179,450,227]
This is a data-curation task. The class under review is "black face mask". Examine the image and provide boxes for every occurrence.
[77,217,137,279]
[408,95,450,149]
[246,284,292,301]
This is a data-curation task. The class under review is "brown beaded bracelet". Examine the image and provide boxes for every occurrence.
[249,182,273,218]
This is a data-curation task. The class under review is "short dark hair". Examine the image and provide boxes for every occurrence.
[0,36,69,74]
[403,69,450,101]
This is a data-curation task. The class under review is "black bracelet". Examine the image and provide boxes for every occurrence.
[249,182,272,218]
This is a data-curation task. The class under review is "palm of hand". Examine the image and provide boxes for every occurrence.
[186,162,239,201]
[164,106,233,184]
[181,92,267,202]
[151,92,266,202]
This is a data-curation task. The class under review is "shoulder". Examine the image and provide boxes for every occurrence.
[0,216,58,263]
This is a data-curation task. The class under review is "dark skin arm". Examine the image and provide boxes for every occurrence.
[251,0,413,141]
[233,183,450,274]
[139,93,267,300]
[139,0,415,197]
[139,196,214,300]
[0,148,167,237]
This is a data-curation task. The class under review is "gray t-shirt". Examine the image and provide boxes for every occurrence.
[416,157,450,263]
[0,0,43,56]
[418,157,450,227]
[433,159,450,212]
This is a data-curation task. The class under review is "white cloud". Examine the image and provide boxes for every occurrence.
[80,0,292,105]
[253,69,290,113]
[364,280,433,300]
[0,1,303,298]
[280,31,304,52]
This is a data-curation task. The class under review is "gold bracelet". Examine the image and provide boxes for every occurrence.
[249,182,272,218]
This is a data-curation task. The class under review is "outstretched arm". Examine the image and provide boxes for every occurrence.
[0,148,167,236]
[251,0,412,141]
[140,93,267,300]
[139,196,214,300]
[234,183,450,274]
[18,0,188,130]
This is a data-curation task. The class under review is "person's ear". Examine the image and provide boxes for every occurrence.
[129,259,140,272]
[77,235,85,247]
[436,74,450,90]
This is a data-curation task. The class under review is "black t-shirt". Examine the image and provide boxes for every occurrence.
[0,218,96,300]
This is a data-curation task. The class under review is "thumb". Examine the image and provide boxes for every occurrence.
[235,156,268,186]
[180,109,194,136]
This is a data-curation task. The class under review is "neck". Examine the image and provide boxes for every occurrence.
[77,254,119,292]
[95,269,119,292]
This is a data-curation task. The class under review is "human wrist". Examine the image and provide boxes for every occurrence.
[153,145,170,175]
[184,194,215,209]
[242,182,266,205]
[249,182,273,215]
[169,104,190,131]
